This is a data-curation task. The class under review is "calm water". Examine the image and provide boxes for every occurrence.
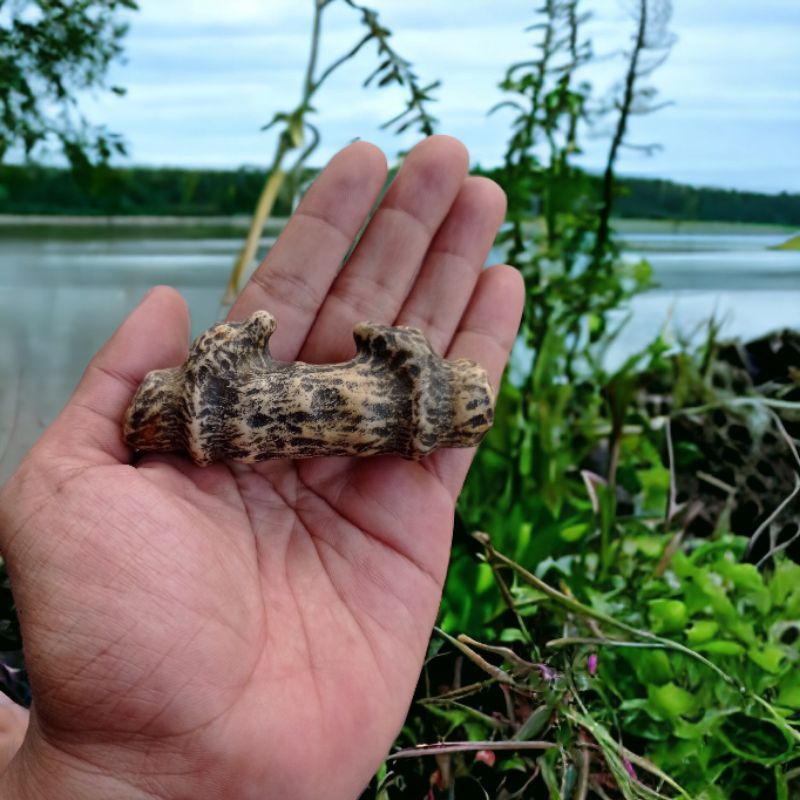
[1,231,798,481]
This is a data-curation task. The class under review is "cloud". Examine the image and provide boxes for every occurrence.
[71,0,800,193]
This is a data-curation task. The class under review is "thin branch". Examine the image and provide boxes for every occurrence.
[313,32,373,90]
[434,627,517,686]
[751,476,800,568]
[389,740,558,760]
[457,634,537,672]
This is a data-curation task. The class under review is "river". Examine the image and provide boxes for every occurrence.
[1,229,798,481]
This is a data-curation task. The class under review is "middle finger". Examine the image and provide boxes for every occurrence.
[299,135,469,364]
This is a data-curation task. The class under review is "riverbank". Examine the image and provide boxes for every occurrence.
[0,214,286,239]
[0,214,795,240]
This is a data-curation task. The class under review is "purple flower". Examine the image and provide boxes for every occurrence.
[623,758,638,780]
[588,653,598,676]
[537,664,559,682]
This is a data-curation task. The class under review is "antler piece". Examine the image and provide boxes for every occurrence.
[123,311,495,466]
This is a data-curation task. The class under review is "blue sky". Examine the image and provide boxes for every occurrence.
[81,0,800,193]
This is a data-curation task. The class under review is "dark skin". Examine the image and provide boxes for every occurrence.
[0,136,524,799]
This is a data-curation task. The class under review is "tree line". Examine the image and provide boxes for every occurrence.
[1,162,798,226]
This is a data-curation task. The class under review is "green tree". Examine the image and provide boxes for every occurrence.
[0,0,138,167]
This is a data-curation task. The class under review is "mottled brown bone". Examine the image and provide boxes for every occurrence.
[123,311,494,466]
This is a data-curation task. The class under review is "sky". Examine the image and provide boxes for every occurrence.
[77,0,800,194]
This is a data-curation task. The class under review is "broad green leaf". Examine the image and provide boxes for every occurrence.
[725,619,756,646]
[499,627,529,644]
[630,534,666,559]
[649,598,688,634]
[647,683,697,720]
[626,648,673,685]
[686,620,718,645]
[777,672,800,709]
[696,640,745,656]
[769,561,800,607]
[716,561,771,614]
[747,644,785,674]
[464,721,489,741]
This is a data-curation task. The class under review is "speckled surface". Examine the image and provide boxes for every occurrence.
[123,311,494,465]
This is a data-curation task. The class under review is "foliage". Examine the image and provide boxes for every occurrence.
[0,0,137,167]
[773,234,800,251]
[377,527,800,798]
[608,178,800,228]
[3,161,800,228]
[453,0,661,621]
[0,162,297,217]
[364,2,800,798]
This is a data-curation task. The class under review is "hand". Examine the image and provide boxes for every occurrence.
[0,136,523,800]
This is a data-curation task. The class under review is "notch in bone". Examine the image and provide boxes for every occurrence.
[123,311,495,466]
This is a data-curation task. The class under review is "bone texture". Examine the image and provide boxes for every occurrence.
[123,311,495,466]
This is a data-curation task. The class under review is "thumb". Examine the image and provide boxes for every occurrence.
[49,286,190,465]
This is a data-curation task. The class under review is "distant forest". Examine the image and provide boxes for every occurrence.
[1,163,798,226]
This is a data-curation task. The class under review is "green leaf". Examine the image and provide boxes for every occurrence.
[559,522,588,542]
[649,599,688,634]
[647,682,697,719]
[631,257,653,286]
[625,648,673,685]
[514,703,553,741]
[776,672,800,709]
[747,645,785,675]
[498,755,528,772]
[716,561,771,614]
[499,627,529,644]
[696,640,745,656]
[769,561,800,608]
[631,534,666,559]
[685,620,718,645]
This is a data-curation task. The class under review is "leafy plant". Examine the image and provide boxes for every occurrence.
[0,0,138,167]
[221,0,439,307]
[452,0,664,634]
[366,2,799,798]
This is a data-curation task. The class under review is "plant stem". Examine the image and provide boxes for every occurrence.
[389,740,557,760]
[593,0,647,267]
[221,137,290,308]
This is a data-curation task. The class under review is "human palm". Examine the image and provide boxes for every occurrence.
[0,137,523,800]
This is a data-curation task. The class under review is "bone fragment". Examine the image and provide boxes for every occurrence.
[123,311,494,466]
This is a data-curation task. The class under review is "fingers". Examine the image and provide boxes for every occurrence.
[300,136,469,363]
[425,265,525,499]
[228,141,388,361]
[394,176,507,354]
[50,287,190,465]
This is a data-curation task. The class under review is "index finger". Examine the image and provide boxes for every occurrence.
[228,141,388,361]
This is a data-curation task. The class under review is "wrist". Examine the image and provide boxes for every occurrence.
[0,727,160,800]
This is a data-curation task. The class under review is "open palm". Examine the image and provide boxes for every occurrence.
[0,137,523,800]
